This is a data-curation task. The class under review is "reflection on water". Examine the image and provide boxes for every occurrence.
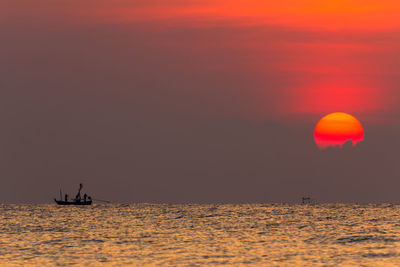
[1,204,400,265]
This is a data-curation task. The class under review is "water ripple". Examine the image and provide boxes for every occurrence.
[1,204,400,265]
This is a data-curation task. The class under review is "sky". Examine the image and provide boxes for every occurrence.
[1,0,400,203]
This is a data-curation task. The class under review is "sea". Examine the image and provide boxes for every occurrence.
[1,203,400,266]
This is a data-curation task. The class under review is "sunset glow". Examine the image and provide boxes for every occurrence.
[4,0,398,121]
[109,0,400,30]
[314,112,364,149]
[3,0,400,264]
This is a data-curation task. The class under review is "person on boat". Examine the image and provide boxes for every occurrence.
[65,194,69,202]
[75,183,83,202]
[84,193,87,202]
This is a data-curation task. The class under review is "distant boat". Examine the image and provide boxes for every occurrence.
[301,196,315,204]
[55,183,93,206]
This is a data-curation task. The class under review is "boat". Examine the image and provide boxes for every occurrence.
[54,199,92,205]
[55,183,93,206]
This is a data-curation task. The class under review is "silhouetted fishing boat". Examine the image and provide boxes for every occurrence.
[55,183,93,206]
[54,199,92,205]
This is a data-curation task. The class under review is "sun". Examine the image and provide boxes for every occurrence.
[314,112,364,149]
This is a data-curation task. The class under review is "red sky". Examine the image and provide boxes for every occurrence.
[91,0,400,121]
[4,1,400,122]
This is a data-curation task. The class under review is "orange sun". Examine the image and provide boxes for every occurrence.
[314,112,364,149]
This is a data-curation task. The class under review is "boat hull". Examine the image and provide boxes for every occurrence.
[54,199,92,205]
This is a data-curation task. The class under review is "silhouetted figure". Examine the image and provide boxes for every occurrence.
[75,183,83,202]
[65,194,68,202]
[84,193,87,202]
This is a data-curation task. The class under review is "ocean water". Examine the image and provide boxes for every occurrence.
[1,204,400,266]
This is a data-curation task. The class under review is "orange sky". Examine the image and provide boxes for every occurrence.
[89,0,400,121]
[3,0,400,122]
[98,0,400,30]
